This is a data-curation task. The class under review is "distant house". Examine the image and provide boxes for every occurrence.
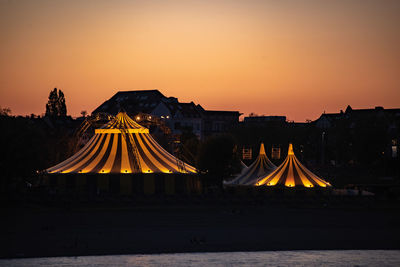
[92,90,165,115]
[314,105,400,129]
[203,110,242,137]
[152,98,204,138]
[314,112,343,129]
[92,90,241,139]
[314,105,400,165]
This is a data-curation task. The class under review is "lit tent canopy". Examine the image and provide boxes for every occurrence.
[255,144,331,188]
[224,143,276,185]
[46,112,197,174]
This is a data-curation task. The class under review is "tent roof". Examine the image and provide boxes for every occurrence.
[255,144,331,188]
[95,112,149,133]
[46,112,196,174]
[224,143,276,185]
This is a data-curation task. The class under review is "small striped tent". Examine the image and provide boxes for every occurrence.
[255,144,331,188]
[224,143,276,185]
[46,112,197,174]
[239,160,248,172]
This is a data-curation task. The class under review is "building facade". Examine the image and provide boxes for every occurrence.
[92,90,241,139]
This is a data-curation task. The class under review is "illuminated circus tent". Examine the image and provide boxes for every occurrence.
[46,112,197,174]
[224,143,277,186]
[255,144,331,188]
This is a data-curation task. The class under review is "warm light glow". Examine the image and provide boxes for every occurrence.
[254,143,331,188]
[95,128,149,134]
[45,112,197,174]
[259,143,266,155]
[288,144,294,155]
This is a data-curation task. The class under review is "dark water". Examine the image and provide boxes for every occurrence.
[1,250,400,266]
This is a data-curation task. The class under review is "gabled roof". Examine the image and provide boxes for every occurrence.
[317,105,400,121]
[92,90,166,115]
[161,100,203,118]
[345,106,400,118]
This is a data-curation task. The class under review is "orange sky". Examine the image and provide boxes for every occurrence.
[0,0,399,121]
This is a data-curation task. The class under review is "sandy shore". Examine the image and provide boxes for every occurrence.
[1,197,400,259]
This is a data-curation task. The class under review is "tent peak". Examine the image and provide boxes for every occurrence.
[288,143,294,155]
[116,111,128,116]
[259,143,266,155]
[95,111,149,133]
[255,142,331,188]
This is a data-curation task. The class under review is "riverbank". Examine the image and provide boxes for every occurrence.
[1,196,400,259]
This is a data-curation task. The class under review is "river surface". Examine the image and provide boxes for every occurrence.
[1,250,400,266]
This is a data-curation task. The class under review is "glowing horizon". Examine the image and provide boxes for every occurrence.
[1,0,399,121]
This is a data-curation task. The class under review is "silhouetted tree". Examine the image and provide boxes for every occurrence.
[58,90,67,117]
[45,88,67,117]
[45,88,58,117]
[0,106,11,116]
[0,115,75,193]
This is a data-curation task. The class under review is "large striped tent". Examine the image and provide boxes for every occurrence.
[46,112,197,174]
[224,143,276,185]
[255,144,331,188]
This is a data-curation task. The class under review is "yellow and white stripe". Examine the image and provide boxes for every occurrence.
[46,112,197,174]
[255,143,331,188]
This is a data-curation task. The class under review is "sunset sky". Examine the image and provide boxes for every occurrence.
[0,0,399,121]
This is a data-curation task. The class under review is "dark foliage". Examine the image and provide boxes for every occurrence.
[0,106,12,116]
[0,115,76,193]
[197,134,241,186]
[45,88,67,117]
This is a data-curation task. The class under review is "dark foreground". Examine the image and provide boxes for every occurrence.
[1,195,400,259]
